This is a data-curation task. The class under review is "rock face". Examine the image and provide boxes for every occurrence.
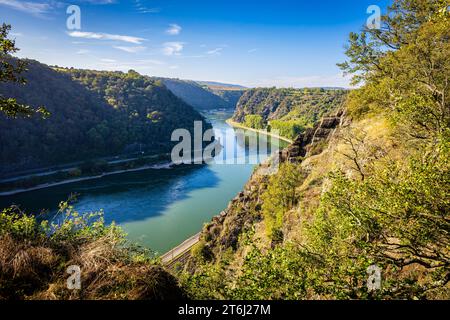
[200,184,265,259]
[232,88,347,125]
[188,110,346,266]
[280,109,345,162]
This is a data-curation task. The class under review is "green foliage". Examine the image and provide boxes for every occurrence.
[180,262,228,300]
[233,87,346,139]
[0,203,187,300]
[269,119,306,140]
[157,78,239,110]
[244,114,264,129]
[0,62,210,174]
[339,0,449,139]
[0,23,47,118]
[261,163,303,240]
[0,202,123,249]
[184,0,450,300]
[229,244,310,299]
[307,137,450,298]
[210,88,245,107]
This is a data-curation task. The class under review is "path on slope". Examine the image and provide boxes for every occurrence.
[161,232,201,266]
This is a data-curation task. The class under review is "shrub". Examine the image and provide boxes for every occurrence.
[0,203,185,300]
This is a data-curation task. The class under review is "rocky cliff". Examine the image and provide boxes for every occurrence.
[188,109,346,265]
[232,87,347,125]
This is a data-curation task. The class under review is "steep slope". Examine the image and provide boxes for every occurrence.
[231,88,347,139]
[196,81,246,90]
[233,88,347,123]
[181,1,450,300]
[158,78,240,110]
[207,87,245,108]
[183,110,449,300]
[0,61,209,175]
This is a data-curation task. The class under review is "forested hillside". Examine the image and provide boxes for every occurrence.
[232,88,347,139]
[181,0,450,299]
[207,87,245,108]
[0,61,209,175]
[158,78,244,110]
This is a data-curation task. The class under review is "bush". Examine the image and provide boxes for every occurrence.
[0,203,185,300]
[270,120,305,140]
[244,115,265,129]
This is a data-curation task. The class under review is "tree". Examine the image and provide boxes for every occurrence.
[261,163,303,241]
[338,0,449,139]
[244,114,265,129]
[0,23,47,118]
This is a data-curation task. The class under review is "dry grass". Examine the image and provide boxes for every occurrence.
[0,209,186,300]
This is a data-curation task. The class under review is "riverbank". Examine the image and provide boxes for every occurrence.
[158,119,293,259]
[225,119,294,143]
[0,161,173,196]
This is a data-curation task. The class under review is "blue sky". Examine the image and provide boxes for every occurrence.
[0,0,390,88]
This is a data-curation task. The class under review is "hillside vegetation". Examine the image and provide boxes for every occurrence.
[0,203,185,300]
[0,0,448,301]
[0,62,209,175]
[157,78,244,110]
[232,88,347,139]
[181,0,449,299]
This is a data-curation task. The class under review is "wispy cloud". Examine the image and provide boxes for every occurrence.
[80,0,116,4]
[134,0,159,14]
[0,0,51,16]
[162,42,184,56]
[248,48,258,53]
[68,31,146,44]
[166,24,182,36]
[113,46,146,53]
[206,47,223,56]
[76,49,90,54]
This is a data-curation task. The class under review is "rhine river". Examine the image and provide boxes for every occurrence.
[0,110,286,254]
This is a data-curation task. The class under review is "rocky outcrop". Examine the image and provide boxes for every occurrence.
[199,177,267,262]
[280,109,345,162]
[232,88,347,125]
[189,110,347,266]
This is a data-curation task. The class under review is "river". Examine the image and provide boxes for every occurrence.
[0,110,286,254]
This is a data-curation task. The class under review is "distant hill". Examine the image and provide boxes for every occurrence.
[233,87,347,123]
[0,61,210,174]
[155,78,245,110]
[196,81,247,108]
[196,81,246,90]
[232,87,347,139]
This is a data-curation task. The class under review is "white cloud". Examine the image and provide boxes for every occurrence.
[134,0,159,13]
[206,48,223,55]
[0,0,51,16]
[248,48,258,53]
[169,65,179,69]
[80,0,116,4]
[162,42,184,56]
[166,24,182,35]
[68,31,146,44]
[113,46,146,53]
[76,49,90,54]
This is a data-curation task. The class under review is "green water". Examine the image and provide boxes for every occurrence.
[0,110,286,254]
